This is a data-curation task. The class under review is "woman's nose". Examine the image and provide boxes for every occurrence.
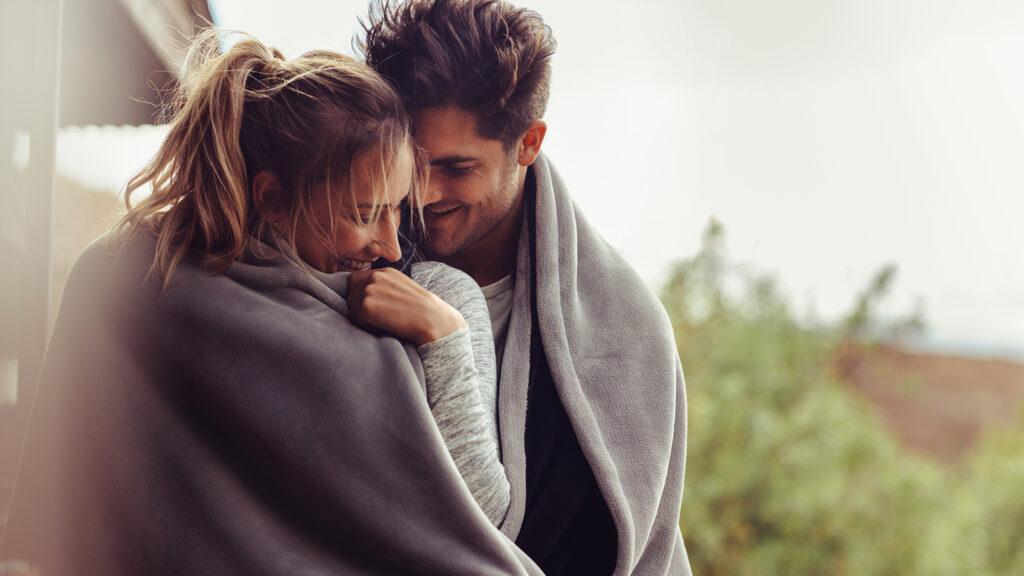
[373,214,403,263]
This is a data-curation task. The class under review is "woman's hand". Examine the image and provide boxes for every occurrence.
[347,268,467,347]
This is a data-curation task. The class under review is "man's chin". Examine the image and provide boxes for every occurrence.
[422,214,469,259]
[421,235,463,260]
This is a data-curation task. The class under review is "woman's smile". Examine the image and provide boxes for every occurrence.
[339,257,375,271]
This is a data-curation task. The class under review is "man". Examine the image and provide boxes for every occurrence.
[362,1,692,574]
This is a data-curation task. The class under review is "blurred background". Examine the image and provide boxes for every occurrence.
[1,0,1022,573]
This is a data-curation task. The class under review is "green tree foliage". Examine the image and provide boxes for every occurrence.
[921,412,1024,576]
[663,221,1022,575]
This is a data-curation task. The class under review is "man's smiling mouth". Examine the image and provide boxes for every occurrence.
[424,204,463,221]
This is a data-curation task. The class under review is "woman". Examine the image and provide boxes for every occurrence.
[3,31,533,575]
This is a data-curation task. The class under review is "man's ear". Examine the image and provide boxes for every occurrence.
[516,120,547,167]
[251,171,282,214]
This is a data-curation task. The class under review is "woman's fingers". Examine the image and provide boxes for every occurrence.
[347,269,466,346]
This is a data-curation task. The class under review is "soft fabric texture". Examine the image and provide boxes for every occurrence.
[3,234,540,575]
[4,151,691,575]
[417,328,508,527]
[498,154,692,575]
[416,261,501,454]
[480,274,514,388]
[414,262,508,526]
[515,325,618,575]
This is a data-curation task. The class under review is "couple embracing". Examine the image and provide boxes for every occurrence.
[3,1,690,574]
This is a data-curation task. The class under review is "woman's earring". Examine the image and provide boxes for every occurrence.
[273,220,280,232]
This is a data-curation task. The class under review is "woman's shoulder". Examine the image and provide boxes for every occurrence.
[64,231,151,297]
[66,229,360,335]
[410,261,479,293]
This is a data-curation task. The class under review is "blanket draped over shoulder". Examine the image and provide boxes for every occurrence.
[3,235,543,575]
[496,154,692,575]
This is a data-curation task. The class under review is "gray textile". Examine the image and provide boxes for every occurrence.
[413,262,509,527]
[4,151,691,575]
[497,154,692,574]
[480,274,514,395]
[2,233,542,575]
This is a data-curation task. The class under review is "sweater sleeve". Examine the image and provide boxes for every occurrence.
[412,262,509,528]
[418,330,509,527]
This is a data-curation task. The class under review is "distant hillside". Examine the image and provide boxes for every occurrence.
[838,345,1024,465]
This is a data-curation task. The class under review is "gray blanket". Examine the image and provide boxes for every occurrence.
[497,154,691,574]
[4,153,690,575]
[3,234,543,575]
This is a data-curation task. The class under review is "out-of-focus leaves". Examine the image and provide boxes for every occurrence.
[666,220,1023,576]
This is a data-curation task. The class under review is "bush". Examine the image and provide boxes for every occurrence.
[922,412,1024,576]
[664,221,1021,575]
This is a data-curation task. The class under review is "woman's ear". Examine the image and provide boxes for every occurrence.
[251,171,282,213]
[517,120,547,167]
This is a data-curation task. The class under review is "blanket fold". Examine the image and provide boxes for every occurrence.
[3,233,542,575]
[501,154,692,574]
[4,152,691,575]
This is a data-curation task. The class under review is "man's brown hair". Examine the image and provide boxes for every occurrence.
[361,0,557,149]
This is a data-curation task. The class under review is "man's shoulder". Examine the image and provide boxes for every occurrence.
[575,221,672,330]
[530,154,673,340]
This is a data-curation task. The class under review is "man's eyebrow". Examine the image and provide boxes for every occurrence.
[429,156,477,167]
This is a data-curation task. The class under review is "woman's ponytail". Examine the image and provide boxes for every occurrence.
[116,31,284,282]
[114,29,423,286]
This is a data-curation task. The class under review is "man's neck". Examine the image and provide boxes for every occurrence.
[441,192,524,287]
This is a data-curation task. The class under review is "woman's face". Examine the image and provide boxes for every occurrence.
[294,146,413,273]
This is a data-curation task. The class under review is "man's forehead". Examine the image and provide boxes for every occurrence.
[412,106,482,142]
[411,106,503,159]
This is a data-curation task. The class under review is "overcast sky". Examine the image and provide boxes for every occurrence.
[58,0,1024,359]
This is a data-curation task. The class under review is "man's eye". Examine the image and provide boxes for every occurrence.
[447,164,472,174]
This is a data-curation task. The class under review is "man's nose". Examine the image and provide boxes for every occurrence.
[422,173,443,206]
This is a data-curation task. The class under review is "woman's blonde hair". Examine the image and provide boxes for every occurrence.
[114,29,425,284]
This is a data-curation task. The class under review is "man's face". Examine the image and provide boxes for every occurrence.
[411,106,521,260]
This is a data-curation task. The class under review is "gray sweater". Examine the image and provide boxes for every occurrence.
[413,261,509,527]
